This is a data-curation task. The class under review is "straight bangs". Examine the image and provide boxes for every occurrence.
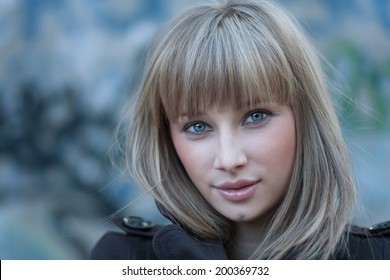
[153,5,296,121]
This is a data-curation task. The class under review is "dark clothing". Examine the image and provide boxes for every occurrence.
[91,216,227,260]
[91,216,390,260]
[339,222,390,259]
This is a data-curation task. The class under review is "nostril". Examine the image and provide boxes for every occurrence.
[213,151,248,172]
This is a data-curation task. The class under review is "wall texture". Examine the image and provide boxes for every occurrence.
[0,0,389,259]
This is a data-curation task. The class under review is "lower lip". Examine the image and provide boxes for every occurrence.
[217,183,257,202]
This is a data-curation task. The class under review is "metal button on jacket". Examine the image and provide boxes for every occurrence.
[122,216,155,230]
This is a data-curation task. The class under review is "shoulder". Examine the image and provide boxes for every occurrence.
[91,216,228,260]
[90,216,160,260]
[339,221,390,260]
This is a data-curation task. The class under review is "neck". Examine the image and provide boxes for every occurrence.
[227,221,265,260]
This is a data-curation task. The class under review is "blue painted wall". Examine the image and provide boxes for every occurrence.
[0,0,389,259]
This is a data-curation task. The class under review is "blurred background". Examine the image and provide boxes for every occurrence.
[0,0,389,259]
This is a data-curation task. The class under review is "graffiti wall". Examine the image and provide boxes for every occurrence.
[0,0,389,259]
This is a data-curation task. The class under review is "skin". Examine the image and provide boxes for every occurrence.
[169,102,296,258]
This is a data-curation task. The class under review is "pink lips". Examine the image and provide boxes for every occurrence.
[215,179,259,202]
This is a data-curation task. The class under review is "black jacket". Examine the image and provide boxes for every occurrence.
[91,216,390,260]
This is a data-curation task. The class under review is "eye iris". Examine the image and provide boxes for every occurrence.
[193,123,205,132]
[251,112,263,121]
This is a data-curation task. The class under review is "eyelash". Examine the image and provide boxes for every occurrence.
[183,121,211,135]
[183,109,272,135]
[243,109,272,126]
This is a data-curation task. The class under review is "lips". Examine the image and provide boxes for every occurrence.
[215,179,259,202]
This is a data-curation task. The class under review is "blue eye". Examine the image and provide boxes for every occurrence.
[243,110,271,125]
[184,122,211,134]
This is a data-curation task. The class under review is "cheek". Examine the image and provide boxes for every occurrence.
[274,124,295,157]
[171,136,190,168]
[175,145,193,170]
[170,133,212,180]
[262,118,296,182]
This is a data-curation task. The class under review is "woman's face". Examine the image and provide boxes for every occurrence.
[170,102,296,225]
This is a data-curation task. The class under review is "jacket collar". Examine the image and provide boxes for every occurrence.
[152,223,228,259]
[154,201,228,259]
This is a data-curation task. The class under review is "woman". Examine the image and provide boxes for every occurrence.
[92,0,390,259]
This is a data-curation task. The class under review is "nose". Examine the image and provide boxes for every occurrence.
[213,132,248,173]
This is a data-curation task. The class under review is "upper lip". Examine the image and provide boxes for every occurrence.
[215,179,260,190]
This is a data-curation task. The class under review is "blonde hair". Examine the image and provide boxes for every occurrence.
[124,0,356,259]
